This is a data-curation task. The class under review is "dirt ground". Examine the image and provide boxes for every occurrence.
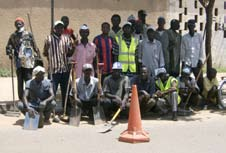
[0,75,226,153]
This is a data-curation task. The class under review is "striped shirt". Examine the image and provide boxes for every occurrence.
[93,35,113,74]
[44,34,72,74]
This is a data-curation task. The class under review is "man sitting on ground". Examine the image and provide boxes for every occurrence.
[102,62,130,119]
[155,68,180,121]
[131,65,156,116]
[73,64,99,120]
[18,66,56,127]
[178,67,200,110]
[202,68,221,109]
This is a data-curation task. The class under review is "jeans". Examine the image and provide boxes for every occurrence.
[16,67,33,100]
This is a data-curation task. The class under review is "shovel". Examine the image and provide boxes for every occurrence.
[69,62,81,127]
[98,108,121,133]
[93,101,106,125]
[69,104,81,127]
[93,62,106,125]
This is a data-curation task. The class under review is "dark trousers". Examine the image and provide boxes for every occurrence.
[192,67,203,93]
[180,93,200,109]
[52,72,71,115]
[80,99,97,118]
[16,67,33,100]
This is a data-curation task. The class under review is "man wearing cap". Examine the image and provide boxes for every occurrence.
[181,19,204,92]
[131,65,156,116]
[72,24,96,78]
[113,22,139,78]
[155,68,179,121]
[72,64,99,119]
[178,67,200,110]
[103,62,130,119]
[109,14,123,39]
[164,19,181,77]
[138,26,165,76]
[18,66,56,127]
[93,22,114,83]
[43,20,75,116]
[6,17,41,101]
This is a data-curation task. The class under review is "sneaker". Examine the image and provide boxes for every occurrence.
[52,116,60,123]
[203,105,208,110]
[218,104,223,110]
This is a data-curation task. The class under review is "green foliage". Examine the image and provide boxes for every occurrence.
[0,68,11,77]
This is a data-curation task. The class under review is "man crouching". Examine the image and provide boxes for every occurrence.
[18,66,56,128]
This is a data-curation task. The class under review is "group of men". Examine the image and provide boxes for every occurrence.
[5,10,223,127]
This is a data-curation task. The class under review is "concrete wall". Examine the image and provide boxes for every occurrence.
[0,0,225,69]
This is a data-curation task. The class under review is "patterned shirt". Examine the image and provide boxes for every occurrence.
[6,30,37,69]
[44,34,72,74]
[93,35,113,74]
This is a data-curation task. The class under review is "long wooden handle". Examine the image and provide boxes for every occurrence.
[110,108,121,123]
[71,63,77,99]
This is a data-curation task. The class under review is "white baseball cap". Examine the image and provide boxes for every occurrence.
[80,24,89,30]
[54,20,64,27]
[155,68,166,76]
[112,62,122,70]
[82,64,93,71]
[182,67,191,74]
[122,22,132,28]
[33,66,45,76]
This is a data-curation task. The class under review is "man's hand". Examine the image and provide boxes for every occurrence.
[27,107,35,118]
[113,96,122,105]
[168,87,177,93]
[156,90,163,97]
[40,100,47,106]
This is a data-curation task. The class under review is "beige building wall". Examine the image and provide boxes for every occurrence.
[0,0,225,69]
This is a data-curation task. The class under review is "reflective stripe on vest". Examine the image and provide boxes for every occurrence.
[116,36,138,73]
[155,76,181,103]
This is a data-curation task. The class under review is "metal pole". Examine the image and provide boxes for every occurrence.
[51,0,54,33]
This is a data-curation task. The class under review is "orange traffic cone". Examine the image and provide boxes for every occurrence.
[119,85,150,143]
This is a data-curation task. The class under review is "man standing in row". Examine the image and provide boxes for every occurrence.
[6,17,40,101]
[43,21,74,116]
[113,22,139,78]
[138,26,165,76]
[61,16,78,45]
[109,14,123,39]
[72,24,96,78]
[166,19,181,77]
[181,19,204,92]
[93,22,114,82]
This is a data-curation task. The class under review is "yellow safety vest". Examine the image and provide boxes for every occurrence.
[155,76,181,103]
[116,36,138,73]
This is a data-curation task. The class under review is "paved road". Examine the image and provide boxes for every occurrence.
[0,110,225,153]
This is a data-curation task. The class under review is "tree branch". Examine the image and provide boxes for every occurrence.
[199,0,207,8]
